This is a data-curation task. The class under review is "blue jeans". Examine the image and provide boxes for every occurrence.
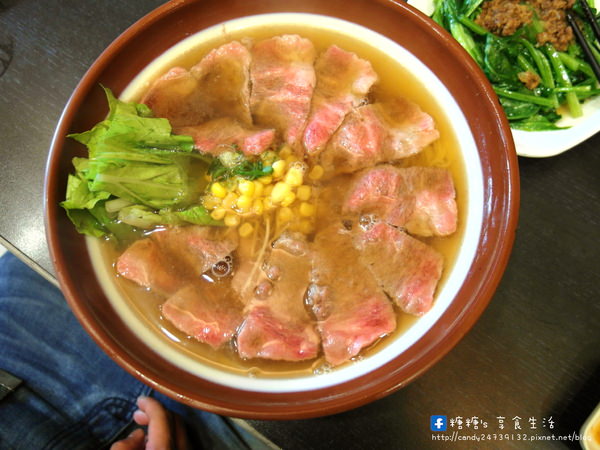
[0,253,265,449]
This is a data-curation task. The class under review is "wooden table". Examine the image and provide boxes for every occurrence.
[1,1,598,448]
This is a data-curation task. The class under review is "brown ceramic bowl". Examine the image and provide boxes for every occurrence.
[44,0,519,419]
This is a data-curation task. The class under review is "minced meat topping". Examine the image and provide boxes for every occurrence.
[476,0,575,51]
[518,70,542,89]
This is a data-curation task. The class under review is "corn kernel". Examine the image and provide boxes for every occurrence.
[252,180,264,198]
[278,207,294,223]
[299,202,316,217]
[222,192,238,210]
[258,175,273,185]
[281,191,296,207]
[210,208,226,220]
[252,198,264,215]
[237,179,255,197]
[284,167,304,187]
[298,219,314,234]
[271,182,291,203]
[279,145,293,159]
[272,160,286,178]
[238,222,254,238]
[308,165,324,181]
[210,182,228,198]
[202,195,221,210]
[236,195,253,212]
[296,185,312,201]
[224,213,240,227]
[263,197,276,210]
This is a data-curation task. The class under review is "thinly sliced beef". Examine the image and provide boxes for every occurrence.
[343,165,457,237]
[302,45,378,156]
[175,118,275,156]
[142,41,252,127]
[150,226,238,275]
[116,226,238,296]
[354,222,443,316]
[116,239,186,297]
[237,305,319,361]
[232,230,311,304]
[236,233,320,361]
[320,98,439,177]
[308,225,396,366]
[162,283,244,349]
[230,224,274,303]
[250,35,316,151]
[320,105,385,178]
[189,41,253,125]
[140,67,202,128]
[375,97,439,159]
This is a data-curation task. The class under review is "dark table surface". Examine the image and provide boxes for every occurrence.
[1,1,599,449]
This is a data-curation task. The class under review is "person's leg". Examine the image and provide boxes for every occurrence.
[0,252,150,449]
[0,253,265,449]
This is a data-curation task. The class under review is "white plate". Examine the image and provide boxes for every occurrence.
[408,0,600,158]
[514,96,600,157]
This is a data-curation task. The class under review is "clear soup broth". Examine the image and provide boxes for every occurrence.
[89,16,468,380]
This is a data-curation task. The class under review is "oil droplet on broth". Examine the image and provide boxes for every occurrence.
[313,361,333,375]
[211,258,233,278]
[358,214,378,231]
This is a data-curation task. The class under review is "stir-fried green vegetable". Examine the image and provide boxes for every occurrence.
[432,0,600,130]
[61,87,228,240]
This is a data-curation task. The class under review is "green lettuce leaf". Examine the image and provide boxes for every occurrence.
[117,205,223,229]
[69,86,198,209]
[61,86,220,239]
[63,200,140,241]
[60,170,113,238]
[64,208,108,238]
[117,205,178,229]
[118,205,224,229]
[85,158,192,209]
[71,86,194,154]
[175,205,223,226]
[61,172,111,211]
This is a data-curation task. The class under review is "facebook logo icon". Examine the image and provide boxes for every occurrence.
[430,415,447,432]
